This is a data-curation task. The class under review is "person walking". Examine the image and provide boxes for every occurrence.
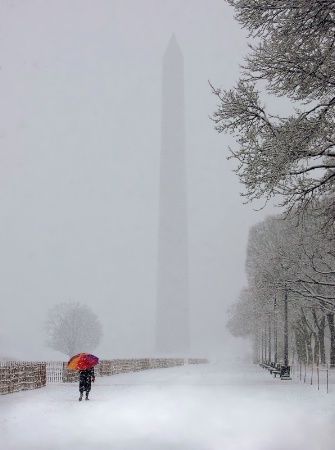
[78,367,95,401]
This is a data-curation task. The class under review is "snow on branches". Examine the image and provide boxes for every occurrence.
[212,0,335,218]
[45,302,103,358]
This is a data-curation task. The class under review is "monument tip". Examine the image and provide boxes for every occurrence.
[170,33,177,44]
[166,33,182,55]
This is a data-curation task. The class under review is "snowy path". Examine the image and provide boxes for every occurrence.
[1,363,334,450]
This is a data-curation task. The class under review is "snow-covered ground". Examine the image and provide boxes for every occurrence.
[1,362,334,450]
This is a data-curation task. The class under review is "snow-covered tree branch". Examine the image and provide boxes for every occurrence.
[212,1,335,219]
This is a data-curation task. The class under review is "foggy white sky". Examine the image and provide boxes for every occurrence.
[0,0,275,360]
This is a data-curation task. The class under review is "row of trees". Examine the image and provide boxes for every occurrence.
[228,209,335,365]
[213,1,335,365]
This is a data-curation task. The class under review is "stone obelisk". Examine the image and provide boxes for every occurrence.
[155,35,190,355]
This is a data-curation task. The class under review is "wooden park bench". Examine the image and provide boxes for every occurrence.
[269,365,281,377]
[259,362,281,377]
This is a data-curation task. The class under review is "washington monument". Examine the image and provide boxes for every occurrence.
[155,35,190,355]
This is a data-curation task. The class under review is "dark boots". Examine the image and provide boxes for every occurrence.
[79,391,89,401]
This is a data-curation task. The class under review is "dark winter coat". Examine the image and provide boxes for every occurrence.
[79,367,95,392]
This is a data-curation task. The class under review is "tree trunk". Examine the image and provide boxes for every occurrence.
[298,309,313,363]
[294,328,307,363]
[327,313,335,366]
[311,310,326,365]
[317,315,326,365]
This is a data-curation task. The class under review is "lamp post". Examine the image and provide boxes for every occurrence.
[262,330,264,363]
[257,330,261,363]
[274,294,278,364]
[264,324,267,362]
[268,320,272,363]
[281,283,292,380]
[284,285,289,366]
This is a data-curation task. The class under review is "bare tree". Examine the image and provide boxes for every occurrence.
[211,1,335,221]
[45,302,103,357]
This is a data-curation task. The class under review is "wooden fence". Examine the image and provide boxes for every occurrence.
[46,358,208,382]
[97,358,185,376]
[82,358,209,378]
[46,361,79,383]
[46,361,63,383]
[1,358,208,393]
[0,362,46,395]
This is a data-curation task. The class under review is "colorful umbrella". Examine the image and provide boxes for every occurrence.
[67,353,99,371]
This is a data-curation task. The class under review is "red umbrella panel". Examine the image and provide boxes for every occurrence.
[67,353,99,371]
